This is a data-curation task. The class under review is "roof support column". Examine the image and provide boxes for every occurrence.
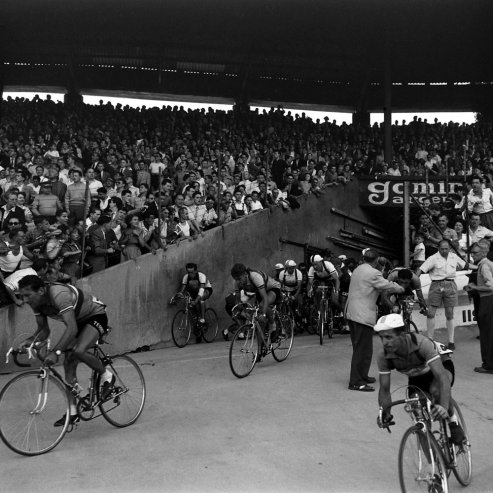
[383,53,393,164]
[64,57,83,106]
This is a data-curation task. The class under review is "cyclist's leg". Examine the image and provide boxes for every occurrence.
[199,288,212,322]
[265,290,278,335]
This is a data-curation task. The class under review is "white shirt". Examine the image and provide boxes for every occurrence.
[468,188,493,214]
[419,252,466,280]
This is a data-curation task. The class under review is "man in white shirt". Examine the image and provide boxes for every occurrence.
[85,169,103,199]
[417,240,473,350]
[468,212,493,244]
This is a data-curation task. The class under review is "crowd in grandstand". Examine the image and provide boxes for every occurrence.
[1,95,492,307]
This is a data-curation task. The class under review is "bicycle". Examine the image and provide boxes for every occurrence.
[310,285,336,345]
[380,386,472,492]
[0,333,146,456]
[394,296,426,334]
[277,292,297,336]
[229,302,294,378]
[169,292,219,347]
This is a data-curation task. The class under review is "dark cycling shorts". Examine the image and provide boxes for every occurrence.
[78,313,109,339]
[187,287,213,299]
[255,287,281,304]
[408,359,455,392]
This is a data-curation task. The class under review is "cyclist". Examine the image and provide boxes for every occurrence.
[273,263,284,281]
[307,254,340,321]
[230,263,281,345]
[381,267,428,315]
[17,275,114,427]
[179,262,213,343]
[279,259,303,329]
[375,313,465,445]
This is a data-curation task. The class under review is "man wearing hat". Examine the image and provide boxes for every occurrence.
[31,182,63,218]
[346,249,405,392]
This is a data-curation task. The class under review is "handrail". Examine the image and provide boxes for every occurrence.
[330,208,385,233]
[327,236,397,255]
[339,229,390,250]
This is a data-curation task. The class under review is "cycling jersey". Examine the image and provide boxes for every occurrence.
[377,333,452,378]
[308,261,337,281]
[34,283,106,324]
[236,269,281,297]
[279,268,302,293]
[182,272,212,293]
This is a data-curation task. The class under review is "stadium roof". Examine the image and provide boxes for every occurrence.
[2,0,492,112]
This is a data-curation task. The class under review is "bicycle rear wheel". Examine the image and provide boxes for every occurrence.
[399,426,449,493]
[450,399,472,486]
[0,371,70,456]
[229,324,259,378]
[171,309,192,348]
[272,311,294,362]
[202,308,219,343]
[99,355,146,427]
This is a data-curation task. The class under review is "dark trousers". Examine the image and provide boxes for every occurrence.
[348,320,373,386]
[477,295,493,370]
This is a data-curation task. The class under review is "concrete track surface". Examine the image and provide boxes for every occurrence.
[0,327,491,493]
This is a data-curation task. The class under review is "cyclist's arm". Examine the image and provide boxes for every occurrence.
[428,358,451,413]
[378,372,392,417]
[51,309,79,353]
[257,285,270,316]
[330,270,340,292]
[293,280,302,298]
[29,314,51,343]
[180,274,188,294]
[415,288,427,308]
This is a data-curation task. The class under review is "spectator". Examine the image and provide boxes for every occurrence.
[86,215,118,273]
[65,169,89,225]
[1,191,26,230]
[119,214,152,261]
[59,227,83,282]
[464,242,493,374]
[175,207,200,241]
[345,249,405,392]
[467,175,493,229]
[31,182,63,218]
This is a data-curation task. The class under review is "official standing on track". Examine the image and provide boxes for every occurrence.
[417,239,473,350]
[345,249,404,392]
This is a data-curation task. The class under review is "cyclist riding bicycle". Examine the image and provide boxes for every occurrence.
[230,263,281,343]
[375,313,465,445]
[179,263,213,343]
[307,254,340,304]
[279,259,302,303]
[381,267,428,315]
[17,275,114,427]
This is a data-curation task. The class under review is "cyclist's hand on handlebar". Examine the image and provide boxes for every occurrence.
[377,413,395,429]
[44,351,58,367]
[431,404,449,420]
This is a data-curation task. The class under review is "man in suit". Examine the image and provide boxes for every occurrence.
[86,216,118,273]
[345,249,405,392]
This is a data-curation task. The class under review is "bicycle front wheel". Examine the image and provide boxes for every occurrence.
[99,355,146,427]
[171,309,192,348]
[229,324,259,378]
[450,399,472,486]
[318,300,327,345]
[0,371,70,456]
[399,426,449,493]
[272,311,294,362]
[202,308,219,343]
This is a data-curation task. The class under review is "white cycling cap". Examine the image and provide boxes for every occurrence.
[311,254,323,263]
[362,248,370,256]
[275,263,284,270]
[338,254,347,261]
[374,314,405,332]
[285,259,297,267]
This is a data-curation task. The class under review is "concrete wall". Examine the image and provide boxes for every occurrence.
[0,181,372,372]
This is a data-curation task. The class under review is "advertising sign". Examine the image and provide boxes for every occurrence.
[359,178,463,207]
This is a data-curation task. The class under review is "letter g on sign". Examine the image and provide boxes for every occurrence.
[368,181,390,205]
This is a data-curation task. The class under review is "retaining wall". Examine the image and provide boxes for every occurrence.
[0,181,374,372]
